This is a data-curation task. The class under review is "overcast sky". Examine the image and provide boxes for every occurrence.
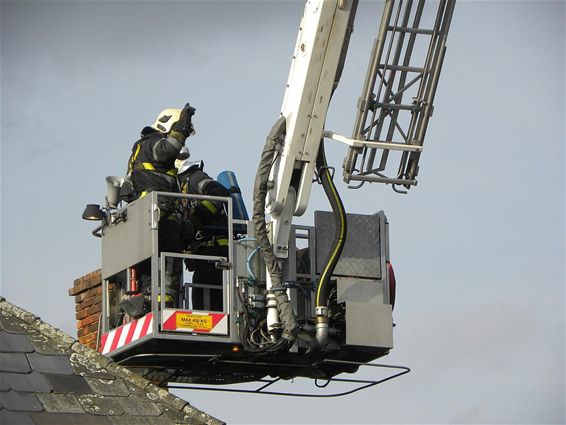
[1,1,564,424]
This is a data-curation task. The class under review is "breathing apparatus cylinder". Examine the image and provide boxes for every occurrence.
[217,171,249,220]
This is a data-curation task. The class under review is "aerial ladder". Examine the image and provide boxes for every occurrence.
[256,0,455,361]
[83,0,455,396]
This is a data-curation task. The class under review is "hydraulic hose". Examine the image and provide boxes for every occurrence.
[252,116,297,346]
[315,0,356,310]
[312,0,356,347]
[252,0,357,349]
[315,140,348,346]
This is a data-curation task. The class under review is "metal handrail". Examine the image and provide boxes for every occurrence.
[166,359,410,398]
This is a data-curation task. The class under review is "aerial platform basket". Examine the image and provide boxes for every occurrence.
[96,192,400,390]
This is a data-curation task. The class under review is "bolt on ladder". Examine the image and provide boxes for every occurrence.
[327,0,456,193]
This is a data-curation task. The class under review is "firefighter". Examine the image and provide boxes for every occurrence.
[126,103,196,309]
[176,157,230,312]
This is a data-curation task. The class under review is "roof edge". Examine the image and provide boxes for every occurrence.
[0,297,224,425]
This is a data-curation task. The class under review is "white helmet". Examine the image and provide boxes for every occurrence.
[176,159,203,176]
[151,108,182,133]
[177,146,190,161]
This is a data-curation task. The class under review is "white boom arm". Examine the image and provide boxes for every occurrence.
[256,0,455,344]
[266,0,356,258]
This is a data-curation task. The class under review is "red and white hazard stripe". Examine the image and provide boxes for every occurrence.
[99,313,153,354]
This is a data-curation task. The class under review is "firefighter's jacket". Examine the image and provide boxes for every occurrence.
[127,128,183,199]
[179,166,230,251]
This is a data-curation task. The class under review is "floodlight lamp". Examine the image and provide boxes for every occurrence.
[82,204,103,221]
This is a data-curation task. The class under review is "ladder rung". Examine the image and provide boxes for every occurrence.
[356,140,423,152]
[347,174,418,187]
[377,64,425,73]
[324,131,423,152]
[374,102,420,111]
[387,26,434,35]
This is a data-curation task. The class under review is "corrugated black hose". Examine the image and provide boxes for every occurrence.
[252,116,297,349]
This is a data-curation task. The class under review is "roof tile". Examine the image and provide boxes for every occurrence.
[157,403,197,425]
[37,393,84,414]
[33,322,75,349]
[0,373,11,391]
[0,330,34,352]
[76,413,114,425]
[85,377,130,397]
[183,404,221,425]
[0,309,32,334]
[75,412,114,425]
[0,352,31,373]
[30,412,114,425]
[109,415,152,425]
[119,397,162,416]
[69,353,115,380]
[0,389,43,411]
[0,302,38,325]
[28,331,72,356]
[142,415,186,425]
[30,411,76,425]
[127,381,187,411]
[105,362,150,390]
[0,409,35,425]
[150,384,187,410]
[45,374,91,394]
[77,393,125,416]
[70,342,111,368]
[27,353,74,375]
[1,371,52,393]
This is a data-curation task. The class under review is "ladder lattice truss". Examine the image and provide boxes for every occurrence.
[329,0,456,193]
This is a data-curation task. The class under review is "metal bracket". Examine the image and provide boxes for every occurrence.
[215,259,232,270]
[324,130,423,152]
[150,202,160,230]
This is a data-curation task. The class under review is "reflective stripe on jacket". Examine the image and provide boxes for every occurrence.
[127,129,182,197]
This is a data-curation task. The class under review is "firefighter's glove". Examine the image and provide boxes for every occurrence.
[171,103,196,141]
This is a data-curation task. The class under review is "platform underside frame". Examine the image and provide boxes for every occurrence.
[120,356,409,397]
[169,359,410,397]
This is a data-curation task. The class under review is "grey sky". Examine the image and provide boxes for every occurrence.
[1,1,564,424]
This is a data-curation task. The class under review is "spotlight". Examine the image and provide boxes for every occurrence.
[82,204,103,221]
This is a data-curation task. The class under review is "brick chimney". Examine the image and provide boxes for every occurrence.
[68,270,102,349]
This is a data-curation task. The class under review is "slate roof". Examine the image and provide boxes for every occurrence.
[0,298,224,425]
